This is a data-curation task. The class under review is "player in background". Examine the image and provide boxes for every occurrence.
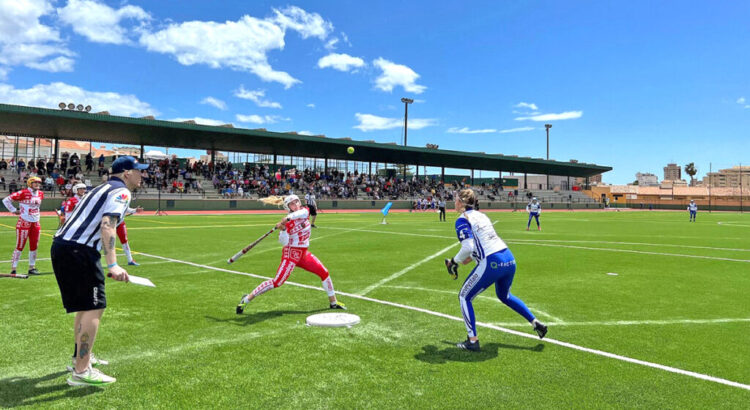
[59,183,88,226]
[304,190,318,227]
[236,194,345,313]
[526,197,542,231]
[688,200,698,222]
[116,206,144,266]
[438,197,446,222]
[3,176,44,275]
[445,189,547,351]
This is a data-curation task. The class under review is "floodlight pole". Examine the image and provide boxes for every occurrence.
[401,98,413,179]
[545,124,552,190]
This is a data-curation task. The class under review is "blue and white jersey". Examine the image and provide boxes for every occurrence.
[527,202,541,214]
[688,203,698,212]
[455,209,507,262]
[55,177,131,251]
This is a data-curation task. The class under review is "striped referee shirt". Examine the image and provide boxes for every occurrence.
[54,177,131,251]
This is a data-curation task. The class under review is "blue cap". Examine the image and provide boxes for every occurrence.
[111,156,149,173]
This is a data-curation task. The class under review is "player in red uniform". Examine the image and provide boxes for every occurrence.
[236,194,346,313]
[2,176,44,275]
[59,183,87,226]
[116,206,142,266]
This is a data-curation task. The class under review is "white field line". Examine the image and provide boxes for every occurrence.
[359,243,458,296]
[383,285,565,323]
[136,251,750,391]
[320,227,750,263]
[508,239,750,253]
[490,318,750,327]
[506,242,750,263]
[718,222,750,228]
[0,257,51,263]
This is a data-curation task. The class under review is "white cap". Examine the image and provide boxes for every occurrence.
[532,197,538,201]
[73,183,87,191]
[283,194,300,211]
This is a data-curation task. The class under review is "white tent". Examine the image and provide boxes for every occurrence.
[144,150,168,160]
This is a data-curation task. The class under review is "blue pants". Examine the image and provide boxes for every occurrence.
[527,212,540,228]
[690,211,696,220]
[459,249,535,338]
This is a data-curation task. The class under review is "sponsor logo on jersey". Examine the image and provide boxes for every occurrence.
[115,193,129,203]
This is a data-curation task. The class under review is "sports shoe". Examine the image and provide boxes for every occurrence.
[10,269,16,275]
[456,337,480,352]
[67,353,109,372]
[311,224,317,228]
[27,268,40,275]
[127,260,140,266]
[533,321,548,339]
[329,301,346,310]
[538,227,542,231]
[236,294,249,314]
[67,366,116,387]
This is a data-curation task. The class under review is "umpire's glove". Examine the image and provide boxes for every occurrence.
[444,258,459,280]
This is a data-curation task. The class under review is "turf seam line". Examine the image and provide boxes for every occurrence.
[136,251,750,392]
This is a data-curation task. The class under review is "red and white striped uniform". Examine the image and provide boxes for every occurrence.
[63,194,82,219]
[249,206,335,298]
[2,188,44,269]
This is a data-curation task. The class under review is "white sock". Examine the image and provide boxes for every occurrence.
[11,250,21,269]
[321,276,336,297]
[28,250,37,267]
[531,318,540,327]
[122,242,133,262]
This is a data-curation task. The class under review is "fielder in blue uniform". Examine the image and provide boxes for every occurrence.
[444,189,548,351]
[526,197,541,231]
[688,200,698,222]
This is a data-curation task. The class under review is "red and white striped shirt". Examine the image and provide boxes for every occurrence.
[3,188,44,223]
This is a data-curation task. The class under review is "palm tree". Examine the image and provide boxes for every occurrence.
[685,162,697,186]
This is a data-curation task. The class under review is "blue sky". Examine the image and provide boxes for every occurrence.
[1,0,748,183]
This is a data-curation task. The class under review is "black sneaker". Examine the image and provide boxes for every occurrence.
[236,294,249,315]
[10,270,16,275]
[311,224,317,228]
[28,268,40,275]
[456,338,480,352]
[533,321,548,339]
[329,301,346,310]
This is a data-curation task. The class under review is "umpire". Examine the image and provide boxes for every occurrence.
[52,156,147,387]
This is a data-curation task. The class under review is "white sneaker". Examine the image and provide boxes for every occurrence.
[67,352,109,372]
[67,366,116,386]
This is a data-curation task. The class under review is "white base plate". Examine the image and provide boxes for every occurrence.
[306,312,360,328]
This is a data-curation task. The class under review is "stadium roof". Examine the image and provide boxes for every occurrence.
[0,103,611,177]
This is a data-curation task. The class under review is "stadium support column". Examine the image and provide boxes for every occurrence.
[471,169,474,186]
[567,175,570,190]
[273,154,277,171]
[524,172,528,190]
[369,161,372,176]
[54,138,59,163]
[441,167,445,183]
[416,163,419,180]
[324,157,328,175]
[139,144,144,162]
[586,176,590,190]
[211,150,215,166]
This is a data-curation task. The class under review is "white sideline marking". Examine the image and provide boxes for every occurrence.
[137,251,750,391]
[359,243,458,296]
[0,257,51,263]
[491,318,750,327]
[509,238,750,253]
[507,242,750,264]
[383,285,565,323]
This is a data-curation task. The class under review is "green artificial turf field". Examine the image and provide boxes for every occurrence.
[1,209,749,408]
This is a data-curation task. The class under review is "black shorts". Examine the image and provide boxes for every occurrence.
[51,239,106,313]
[308,205,317,216]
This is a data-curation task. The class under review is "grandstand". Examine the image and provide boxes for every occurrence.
[0,103,610,211]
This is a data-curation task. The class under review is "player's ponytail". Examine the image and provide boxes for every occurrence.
[259,196,285,207]
[458,188,477,207]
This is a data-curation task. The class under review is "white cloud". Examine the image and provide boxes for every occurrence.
[271,6,332,40]
[298,130,314,135]
[499,126,535,134]
[234,86,282,109]
[235,114,288,124]
[200,96,227,110]
[0,0,74,73]
[0,67,8,81]
[324,37,338,50]
[373,58,426,94]
[306,103,315,108]
[317,53,365,72]
[353,113,436,132]
[515,102,538,111]
[139,15,298,88]
[57,0,150,45]
[515,111,583,121]
[341,32,351,46]
[0,82,157,117]
[446,127,497,134]
[170,117,227,126]
[737,97,746,104]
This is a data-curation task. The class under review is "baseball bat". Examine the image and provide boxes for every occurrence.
[227,227,278,264]
[0,273,29,279]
